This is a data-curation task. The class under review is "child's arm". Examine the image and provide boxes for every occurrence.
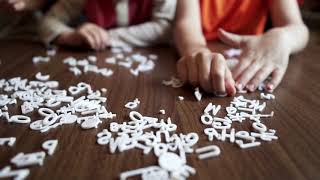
[39,0,108,50]
[0,0,44,11]
[218,0,309,92]
[174,0,207,56]
[174,0,236,95]
[39,0,84,44]
[269,0,309,54]
[107,0,177,47]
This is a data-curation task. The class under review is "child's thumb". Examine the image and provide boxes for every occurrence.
[218,28,247,47]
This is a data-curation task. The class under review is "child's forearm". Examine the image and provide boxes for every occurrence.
[269,0,309,55]
[39,17,74,45]
[107,20,172,47]
[107,0,177,47]
[38,0,84,45]
[174,21,208,56]
[174,0,207,56]
[270,24,309,55]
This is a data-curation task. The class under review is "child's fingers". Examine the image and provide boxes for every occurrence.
[247,67,273,92]
[96,31,105,50]
[80,31,96,49]
[86,28,101,50]
[186,55,199,86]
[99,29,109,48]
[232,51,254,87]
[218,28,249,48]
[267,68,285,92]
[13,1,25,11]
[210,54,226,94]
[177,57,188,83]
[94,27,107,50]
[0,0,17,10]
[90,27,102,50]
[225,68,236,96]
[197,52,212,92]
[5,0,25,11]
[236,60,262,92]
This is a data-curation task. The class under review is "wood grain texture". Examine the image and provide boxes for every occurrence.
[0,31,319,180]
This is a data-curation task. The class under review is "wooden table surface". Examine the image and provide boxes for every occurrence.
[0,31,319,180]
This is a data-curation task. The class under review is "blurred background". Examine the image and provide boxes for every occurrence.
[0,0,319,42]
[301,0,320,29]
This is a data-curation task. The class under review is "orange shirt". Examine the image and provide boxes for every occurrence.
[200,0,271,40]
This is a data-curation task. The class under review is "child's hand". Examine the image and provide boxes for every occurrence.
[218,29,290,92]
[57,23,109,51]
[0,0,27,11]
[177,48,236,96]
[0,0,44,11]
